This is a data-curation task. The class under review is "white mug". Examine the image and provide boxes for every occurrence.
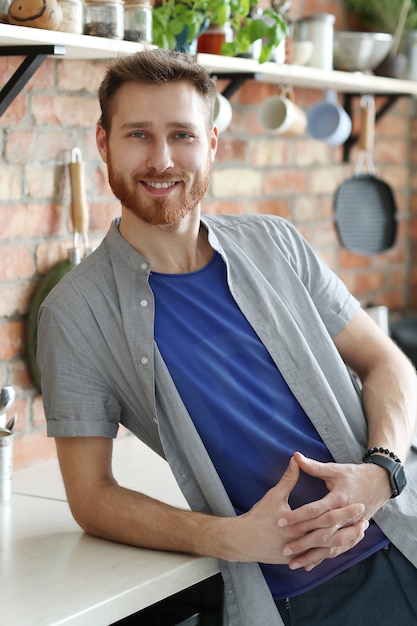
[307,90,352,145]
[213,92,233,134]
[258,94,307,137]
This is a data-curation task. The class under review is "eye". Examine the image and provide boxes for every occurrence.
[130,131,146,139]
[175,132,194,140]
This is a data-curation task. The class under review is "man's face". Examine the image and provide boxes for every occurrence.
[96,80,218,230]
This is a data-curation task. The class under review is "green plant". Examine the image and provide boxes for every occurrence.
[344,0,417,35]
[222,8,287,63]
[152,0,287,63]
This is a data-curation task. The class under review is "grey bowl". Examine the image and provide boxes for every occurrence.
[333,31,393,72]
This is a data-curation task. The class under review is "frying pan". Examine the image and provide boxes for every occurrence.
[334,95,397,255]
[26,148,90,393]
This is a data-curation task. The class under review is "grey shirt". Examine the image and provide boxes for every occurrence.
[38,214,417,626]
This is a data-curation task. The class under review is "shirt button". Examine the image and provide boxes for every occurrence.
[140,299,148,307]
[141,356,149,365]
[140,263,148,271]
[153,416,158,424]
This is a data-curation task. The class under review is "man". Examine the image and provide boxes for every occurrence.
[38,49,417,626]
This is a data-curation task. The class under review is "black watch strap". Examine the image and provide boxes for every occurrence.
[363,454,407,498]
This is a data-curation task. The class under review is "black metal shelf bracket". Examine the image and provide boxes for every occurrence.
[214,76,410,164]
[0,45,65,118]
[342,92,407,162]
[211,72,256,100]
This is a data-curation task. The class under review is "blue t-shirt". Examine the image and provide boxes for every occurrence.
[149,252,388,599]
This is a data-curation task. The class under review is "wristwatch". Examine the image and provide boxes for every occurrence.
[363,454,407,498]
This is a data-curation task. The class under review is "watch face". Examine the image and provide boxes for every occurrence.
[392,464,407,497]
[392,463,407,497]
[364,455,407,498]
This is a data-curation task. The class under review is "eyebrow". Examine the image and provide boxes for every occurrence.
[120,121,197,131]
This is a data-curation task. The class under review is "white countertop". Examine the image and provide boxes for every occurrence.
[1,436,220,626]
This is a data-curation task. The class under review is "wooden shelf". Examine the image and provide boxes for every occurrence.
[0,23,150,59]
[1,24,417,96]
[197,53,417,96]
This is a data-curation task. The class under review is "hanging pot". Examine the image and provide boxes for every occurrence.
[26,148,90,392]
[334,95,397,255]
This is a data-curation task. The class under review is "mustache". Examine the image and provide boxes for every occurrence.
[131,171,185,183]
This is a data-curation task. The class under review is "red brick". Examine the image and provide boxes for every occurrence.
[57,59,106,92]
[0,281,33,317]
[31,94,100,127]
[216,138,247,163]
[0,321,25,360]
[0,245,35,281]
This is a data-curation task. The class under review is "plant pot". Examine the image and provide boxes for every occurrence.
[175,17,209,53]
[197,22,233,55]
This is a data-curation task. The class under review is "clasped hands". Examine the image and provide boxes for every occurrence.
[232,451,391,571]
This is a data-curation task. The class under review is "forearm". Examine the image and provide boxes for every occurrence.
[361,349,417,460]
[334,308,417,461]
[72,479,235,560]
[57,437,369,571]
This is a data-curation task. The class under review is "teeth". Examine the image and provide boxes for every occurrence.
[146,181,175,189]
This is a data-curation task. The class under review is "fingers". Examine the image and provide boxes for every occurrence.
[277,490,356,529]
[272,456,300,501]
[280,498,365,533]
[285,517,370,572]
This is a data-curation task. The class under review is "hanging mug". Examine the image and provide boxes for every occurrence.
[213,93,233,134]
[307,90,352,145]
[258,88,307,137]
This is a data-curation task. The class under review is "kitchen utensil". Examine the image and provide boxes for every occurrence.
[0,428,13,502]
[0,386,15,415]
[374,0,410,78]
[26,147,90,393]
[391,0,410,57]
[5,414,16,432]
[334,95,397,255]
[333,32,393,72]
[68,147,91,258]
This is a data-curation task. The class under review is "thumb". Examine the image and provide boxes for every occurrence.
[294,451,334,479]
[276,456,300,498]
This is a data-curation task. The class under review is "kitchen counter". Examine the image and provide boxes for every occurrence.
[1,436,221,626]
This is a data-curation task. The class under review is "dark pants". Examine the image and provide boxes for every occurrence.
[275,545,417,626]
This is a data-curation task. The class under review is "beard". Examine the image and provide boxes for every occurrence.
[107,149,212,230]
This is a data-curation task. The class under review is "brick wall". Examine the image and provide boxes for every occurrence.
[1,0,416,468]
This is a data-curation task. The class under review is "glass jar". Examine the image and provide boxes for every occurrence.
[124,0,152,43]
[0,0,10,22]
[58,0,83,34]
[84,0,124,40]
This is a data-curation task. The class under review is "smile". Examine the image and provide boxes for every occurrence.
[144,181,178,189]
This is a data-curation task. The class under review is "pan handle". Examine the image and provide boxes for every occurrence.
[69,148,90,257]
[355,95,376,176]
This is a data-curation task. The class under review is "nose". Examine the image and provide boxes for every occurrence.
[146,139,174,173]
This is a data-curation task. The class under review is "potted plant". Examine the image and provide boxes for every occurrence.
[344,0,417,36]
[344,0,417,77]
[152,0,287,63]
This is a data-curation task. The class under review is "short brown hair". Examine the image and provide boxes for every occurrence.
[98,48,217,131]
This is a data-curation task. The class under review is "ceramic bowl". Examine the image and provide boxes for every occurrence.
[333,31,393,72]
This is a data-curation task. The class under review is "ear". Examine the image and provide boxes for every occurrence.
[210,126,218,162]
[96,124,108,163]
